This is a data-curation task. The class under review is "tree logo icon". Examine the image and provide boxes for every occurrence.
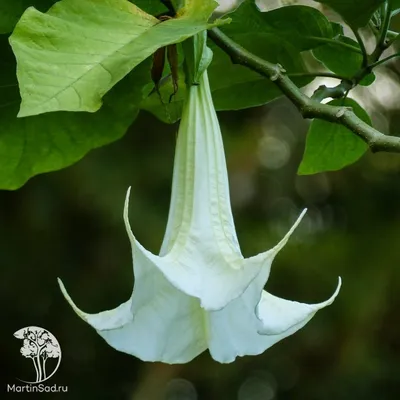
[13,326,62,384]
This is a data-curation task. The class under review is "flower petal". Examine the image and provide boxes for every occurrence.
[257,277,342,335]
[244,209,308,268]
[232,210,308,312]
[200,211,310,363]
[206,285,274,363]
[57,188,209,363]
[58,275,206,363]
[204,277,341,363]
[154,209,307,312]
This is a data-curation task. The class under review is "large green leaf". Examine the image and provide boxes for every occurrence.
[313,35,375,86]
[141,33,312,123]
[0,0,56,33]
[313,0,385,28]
[298,98,370,175]
[0,36,152,190]
[222,1,335,51]
[9,0,226,117]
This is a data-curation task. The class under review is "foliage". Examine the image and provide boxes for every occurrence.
[0,0,398,189]
[9,0,226,116]
[298,98,370,174]
[0,36,153,189]
[314,0,385,28]
[312,34,376,86]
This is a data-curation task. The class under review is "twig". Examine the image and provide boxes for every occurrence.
[369,52,400,68]
[311,2,396,104]
[369,0,393,61]
[368,20,380,39]
[208,27,400,153]
[378,0,393,50]
[351,28,369,67]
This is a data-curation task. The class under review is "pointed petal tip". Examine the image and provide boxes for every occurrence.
[312,275,342,310]
[123,187,136,242]
[328,276,342,304]
[245,208,309,268]
[57,277,67,296]
[269,208,308,256]
[256,276,342,336]
[305,276,342,311]
[291,208,307,232]
[57,278,88,321]
[124,187,132,213]
[121,187,158,262]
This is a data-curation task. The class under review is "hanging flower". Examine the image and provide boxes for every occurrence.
[58,67,340,364]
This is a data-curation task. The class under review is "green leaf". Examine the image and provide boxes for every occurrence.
[130,0,168,15]
[298,99,370,175]
[222,1,335,51]
[313,0,385,28]
[313,35,375,86]
[0,0,55,33]
[141,33,312,123]
[209,33,311,110]
[0,36,152,190]
[9,0,226,117]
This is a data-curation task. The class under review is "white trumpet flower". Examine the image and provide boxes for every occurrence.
[58,69,341,364]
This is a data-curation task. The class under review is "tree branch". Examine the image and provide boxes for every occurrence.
[312,4,395,104]
[207,27,400,153]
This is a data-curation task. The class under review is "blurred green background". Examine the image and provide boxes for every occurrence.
[2,18,400,394]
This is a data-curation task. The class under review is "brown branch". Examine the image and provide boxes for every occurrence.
[208,28,400,153]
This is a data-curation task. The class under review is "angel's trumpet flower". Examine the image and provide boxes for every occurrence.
[59,67,340,364]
